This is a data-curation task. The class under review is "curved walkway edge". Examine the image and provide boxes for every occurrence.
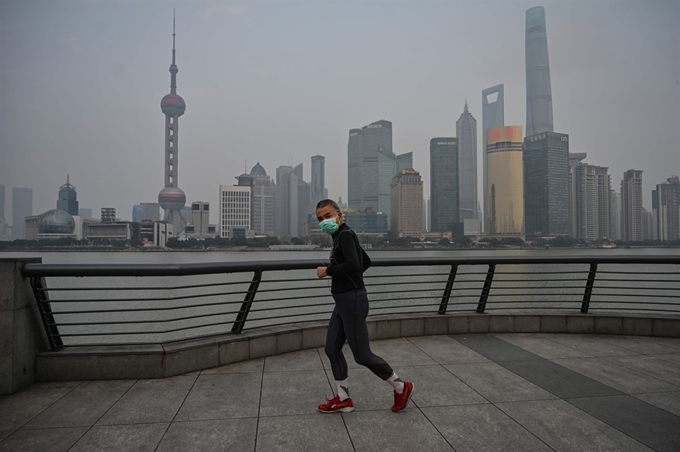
[36,311,680,382]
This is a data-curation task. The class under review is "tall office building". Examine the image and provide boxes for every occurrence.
[390,169,423,238]
[656,176,680,241]
[487,126,524,238]
[158,13,189,235]
[456,101,478,221]
[396,152,413,174]
[275,164,309,238]
[609,190,621,241]
[571,164,611,240]
[523,132,569,238]
[361,120,394,217]
[430,138,459,232]
[250,162,275,236]
[219,185,251,239]
[642,208,654,241]
[132,203,161,223]
[311,155,327,205]
[347,120,409,229]
[568,153,587,237]
[12,188,32,240]
[482,85,504,232]
[274,166,293,237]
[347,129,362,210]
[0,184,5,220]
[621,169,643,241]
[186,201,213,238]
[525,6,554,136]
[56,175,79,215]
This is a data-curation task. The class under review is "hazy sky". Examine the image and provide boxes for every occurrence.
[1,0,679,224]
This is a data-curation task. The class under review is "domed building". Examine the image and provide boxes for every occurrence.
[37,209,76,239]
[250,162,268,177]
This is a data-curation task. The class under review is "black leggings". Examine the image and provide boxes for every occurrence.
[325,288,393,381]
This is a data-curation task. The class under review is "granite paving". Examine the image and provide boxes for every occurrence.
[2,333,680,451]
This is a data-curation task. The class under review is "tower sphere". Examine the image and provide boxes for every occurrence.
[161,93,186,116]
[158,186,186,211]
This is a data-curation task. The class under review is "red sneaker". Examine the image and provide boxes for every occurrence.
[391,381,414,412]
[318,395,354,413]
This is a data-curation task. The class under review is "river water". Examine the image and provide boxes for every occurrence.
[3,249,678,346]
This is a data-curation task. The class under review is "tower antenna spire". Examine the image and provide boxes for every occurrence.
[169,9,178,94]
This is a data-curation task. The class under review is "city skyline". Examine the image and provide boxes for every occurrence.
[1,1,678,225]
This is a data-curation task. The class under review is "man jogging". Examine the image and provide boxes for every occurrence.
[315,199,414,413]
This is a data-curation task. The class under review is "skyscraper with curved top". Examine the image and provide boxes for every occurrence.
[525,6,554,137]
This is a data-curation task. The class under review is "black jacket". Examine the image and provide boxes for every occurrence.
[326,223,372,294]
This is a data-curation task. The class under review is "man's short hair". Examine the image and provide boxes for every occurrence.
[316,199,340,212]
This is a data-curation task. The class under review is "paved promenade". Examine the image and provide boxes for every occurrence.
[2,333,680,451]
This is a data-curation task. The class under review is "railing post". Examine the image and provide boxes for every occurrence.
[581,263,598,314]
[231,270,263,334]
[438,264,458,314]
[30,277,64,350]
[476,264,496,313]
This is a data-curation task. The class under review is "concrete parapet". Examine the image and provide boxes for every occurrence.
[0,258,47,394]
[31,311,680,382]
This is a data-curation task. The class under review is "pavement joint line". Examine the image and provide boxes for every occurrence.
[476,336,680,450]
[61,379,138,452]
[16,381,85,432]
[253,353,267,452]
[487,401,560,452]
[562,396,680,451]
[537,334,642,356]
[153,373,200,452]
[599,354,680,382]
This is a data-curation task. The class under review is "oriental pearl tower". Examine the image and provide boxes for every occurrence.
[158,11,188,235]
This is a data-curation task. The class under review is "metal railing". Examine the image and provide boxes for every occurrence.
[21,255,680,349]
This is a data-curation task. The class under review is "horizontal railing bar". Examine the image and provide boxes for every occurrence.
[260,277,326,283]
[596,271,680,275]
[49,309,242,325]
[594,279,680,283]
[243,285,330,294]
[588,293,680,298]
[38,280,251,292]
[42,289,254,304]
[587,307,680,313]
[54,318,239,337]
[585,300,680,306]
[364,273,452,279]
[46,299,249,314]
[483,307,584,311]
[235,309,337,323]
[244,301,335,314]
[369,303,441,310]
[492,271,590,274]
[22,255,680,277]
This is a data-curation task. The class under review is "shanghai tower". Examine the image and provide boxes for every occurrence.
[525,6,554,136]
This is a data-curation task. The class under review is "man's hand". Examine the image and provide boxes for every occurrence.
[317,266,328,279]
